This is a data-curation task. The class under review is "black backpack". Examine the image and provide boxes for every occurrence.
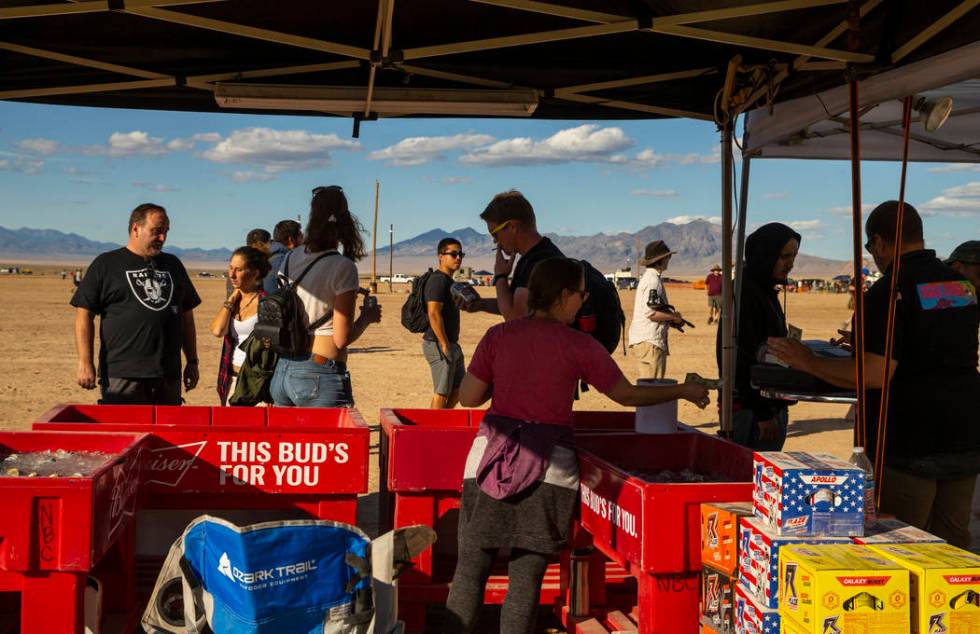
[575,260,625,354]
[253,251,338,356]
[400,271,436,333]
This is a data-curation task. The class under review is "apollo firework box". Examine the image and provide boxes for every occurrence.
[778,544,910,634]
[734,583,780,634]
[753,452,865,537]
[867,542,980,633]
[851,518,945,546]
[739,516,849,609]
[702,564,736,634]
[702,501,754,576]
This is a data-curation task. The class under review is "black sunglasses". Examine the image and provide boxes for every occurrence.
[440,251,465,258]
[312,185,343,195]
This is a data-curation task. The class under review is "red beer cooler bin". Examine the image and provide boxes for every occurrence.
[0,431,148,633]
[573,432,753,634]
[378,408,640,633]
[33,403,370,627]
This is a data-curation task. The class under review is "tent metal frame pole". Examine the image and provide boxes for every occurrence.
[891,0,979,63]
[732,154,752,397]
[720,121,735,436]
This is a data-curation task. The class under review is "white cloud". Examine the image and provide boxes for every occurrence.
[829,203,875,215]
[631,188,678,197]
[442,176,472,185]
[133,181,178,192]
[17,138,59,155]
[926,163,980,173]
[191,132,222,143]
[763,192,789,200]
[919,181,980,216]
[166,138,194,151]
[459,124,633,166]
[369,134,494,166]
[228,170,276,183]
[666,215,721,225]
[0,156,44,174]
[201,127,359,173]
[626,146,722,169]
[788,219,823,231]
[84,131,170,157]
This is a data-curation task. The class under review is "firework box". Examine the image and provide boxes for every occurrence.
[734,583,780,634]
[739,516,850,609]
[702,564,736,634]
[867,542,980,634]
[702,501,754,576]
[851,518,945,545]
[778,543,910,634]
[753,452,865,537]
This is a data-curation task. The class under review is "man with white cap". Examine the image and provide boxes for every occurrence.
[628,240,685,379]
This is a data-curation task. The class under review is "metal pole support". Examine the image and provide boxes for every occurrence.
[720,121,735,437]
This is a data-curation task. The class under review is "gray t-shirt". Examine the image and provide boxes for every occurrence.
[423,271,460,343]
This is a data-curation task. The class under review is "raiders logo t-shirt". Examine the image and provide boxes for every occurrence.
[71,247,202,380]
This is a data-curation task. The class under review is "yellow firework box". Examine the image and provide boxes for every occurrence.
[779,544,910,634]
[867,542,980,634]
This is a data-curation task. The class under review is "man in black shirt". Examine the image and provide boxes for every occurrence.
[72,203,203,405]
[466,190,564,321]
[422,237,466,408]
[769,202,979,547]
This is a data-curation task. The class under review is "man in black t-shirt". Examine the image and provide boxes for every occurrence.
[769,202,979,548]
[422,237,466,408]
[465,190,564,321]
[71,203,203,405]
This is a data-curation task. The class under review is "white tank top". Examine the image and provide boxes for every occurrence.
[230,315,257,368]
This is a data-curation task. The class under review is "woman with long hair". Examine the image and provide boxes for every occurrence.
[211,246,270,405]
[444,257,710,633]
[269,185,381,407]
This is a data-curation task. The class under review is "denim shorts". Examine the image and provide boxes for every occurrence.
[270,355,353,408]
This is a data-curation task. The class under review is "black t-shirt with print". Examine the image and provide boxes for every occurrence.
[422,271,460,343]
[861,249,979,477]
[71,248,202,380]
[510,236,565,292]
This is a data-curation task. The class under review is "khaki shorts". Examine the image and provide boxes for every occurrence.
[630,341,667,379]
[708,295,722,309]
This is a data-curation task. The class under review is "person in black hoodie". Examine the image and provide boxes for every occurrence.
[718,223,800,450]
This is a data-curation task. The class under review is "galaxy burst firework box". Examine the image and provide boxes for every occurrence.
[739,516,849,609]
[753,452,865,537]
[734,583,780,634]
[866,543,980,634]
[778,544,910,634]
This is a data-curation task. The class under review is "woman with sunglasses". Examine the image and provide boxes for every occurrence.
[444,257,710,634]
[269,186,381,407]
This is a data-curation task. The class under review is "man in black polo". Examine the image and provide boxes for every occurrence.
[72,203,202,405]
[466,190,563,321]
[769,201,979,547]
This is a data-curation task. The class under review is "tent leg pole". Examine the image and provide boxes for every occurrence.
[720,121,735,437]
[732,154,751,390]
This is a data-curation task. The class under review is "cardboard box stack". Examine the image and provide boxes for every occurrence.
[700,501,754,633]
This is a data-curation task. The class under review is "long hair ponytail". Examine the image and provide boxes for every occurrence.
[304,186,367,261]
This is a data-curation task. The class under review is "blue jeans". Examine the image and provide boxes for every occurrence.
[270,355,353,407]
[732,406,788,451]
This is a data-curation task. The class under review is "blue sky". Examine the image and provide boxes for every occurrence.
[1,100,976,259]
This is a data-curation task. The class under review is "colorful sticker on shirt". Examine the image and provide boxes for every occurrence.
[916,280,977,311]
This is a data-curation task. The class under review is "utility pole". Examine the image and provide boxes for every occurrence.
[388,224,394,293]
[634,234,642,278]
[370,179,379,294]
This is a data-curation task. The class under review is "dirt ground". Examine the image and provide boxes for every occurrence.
[0,274,855,451]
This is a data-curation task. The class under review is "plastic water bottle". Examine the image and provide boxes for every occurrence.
[848,446,877,528]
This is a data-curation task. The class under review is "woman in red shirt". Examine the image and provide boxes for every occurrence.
[444,257,709,634]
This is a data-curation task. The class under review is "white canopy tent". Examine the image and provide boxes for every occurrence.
[743,40,980,162]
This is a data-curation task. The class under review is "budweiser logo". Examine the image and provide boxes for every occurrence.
[836,576,890,586]
[107,448,142,539]
[147,441,207,488]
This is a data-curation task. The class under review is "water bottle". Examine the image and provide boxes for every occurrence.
[848,446,877,528]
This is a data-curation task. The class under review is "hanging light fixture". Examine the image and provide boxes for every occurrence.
[913,95,953,132]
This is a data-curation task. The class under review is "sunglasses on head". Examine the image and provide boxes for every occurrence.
[441,250,465,258]
[312,185,343,196]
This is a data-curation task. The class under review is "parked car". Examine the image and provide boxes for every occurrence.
[380,273,416,284]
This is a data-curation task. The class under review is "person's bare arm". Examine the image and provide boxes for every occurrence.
[427,301,451,355]
[459,372,491,407]
[210,289,239,337]
[647,308,682,323]
[603,376,709,408]
[181,310,199,390]
[767,337,897,389]
[499,285,529,321]
[331,290,357,350]
[75,307,97,389]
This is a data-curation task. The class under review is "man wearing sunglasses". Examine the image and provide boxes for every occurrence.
[422,237,468,408]
[464,190,564,321]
